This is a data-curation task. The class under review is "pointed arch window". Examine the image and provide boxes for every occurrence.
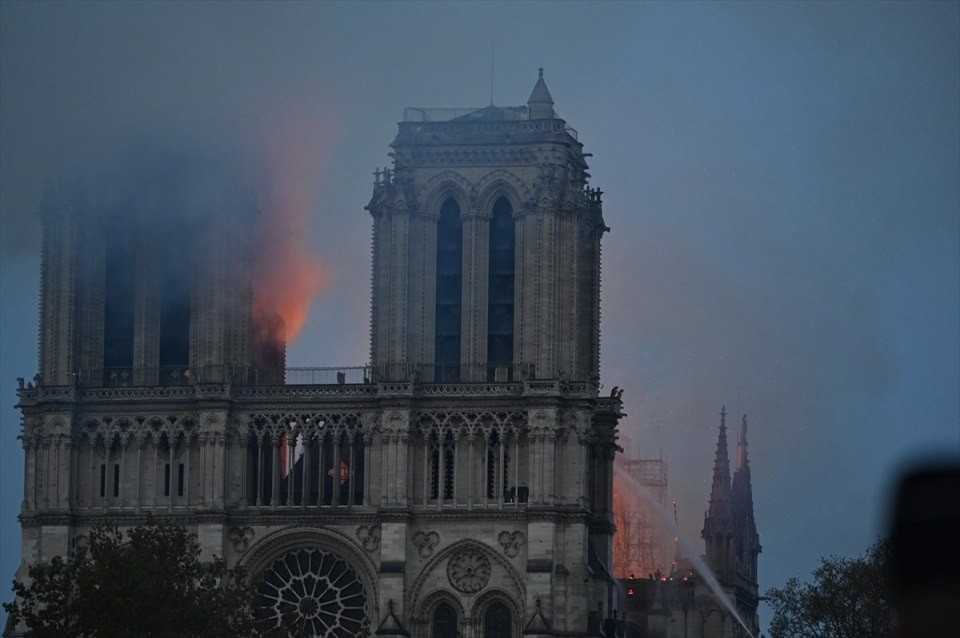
[430,430,455,501]
[158,256,192,383]
[487,197,515,380]
[483,601,512,638]
[103,241,135,383]
[432,602,458,638]
[435,198,462,382]
[486,430,509,500]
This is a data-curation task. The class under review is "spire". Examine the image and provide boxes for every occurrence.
[732,414,761,588]
[736,414,749,471]
[732,414,756,526]
[671,500,684,573]
[706,406,732,520]
[527,67,555,119]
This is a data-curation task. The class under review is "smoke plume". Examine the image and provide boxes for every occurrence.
[252,103,335,350]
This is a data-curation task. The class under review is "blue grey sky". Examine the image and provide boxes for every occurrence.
[1,2,958,632]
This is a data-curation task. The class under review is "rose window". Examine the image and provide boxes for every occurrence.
[255,548,368,636]
[447,550,492,594]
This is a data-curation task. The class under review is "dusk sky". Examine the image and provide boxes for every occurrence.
[1,2,957,632]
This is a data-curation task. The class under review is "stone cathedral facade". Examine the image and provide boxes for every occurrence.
[8,72,624,637]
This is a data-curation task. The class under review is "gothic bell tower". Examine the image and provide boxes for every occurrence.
[34,161,285,389]
[367,69,606,386]
[365,70,623,635]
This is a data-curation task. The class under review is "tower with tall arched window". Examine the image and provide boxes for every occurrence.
[364,69,622,636]
[9,71,622,638]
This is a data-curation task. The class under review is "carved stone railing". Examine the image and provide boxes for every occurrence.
[234,384,377,399]
[418,383,524,396]
[71,366,262,388]
[523,380,561,395]
[376,382,414,397]
[16,363,600,407]
[285,366,373,385]
[81,386,195,401]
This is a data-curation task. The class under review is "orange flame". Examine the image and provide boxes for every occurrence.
[252,103,335,346]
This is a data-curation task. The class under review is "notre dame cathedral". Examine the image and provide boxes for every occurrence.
[8,72,632,637]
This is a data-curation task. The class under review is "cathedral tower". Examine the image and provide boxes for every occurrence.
[368,68,605,386]
[34,159,285,389]
[364,69,622,635]
[9,72,623,638]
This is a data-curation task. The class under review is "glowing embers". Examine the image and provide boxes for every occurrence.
[255,548,367,636]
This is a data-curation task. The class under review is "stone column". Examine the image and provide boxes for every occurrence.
[38,205,79,385]
[362,428,375,506]
[407,210,435,376]
[22,427,36,513]
[270,436,280,509]
[135,436,144,513]
[399,429,412,507]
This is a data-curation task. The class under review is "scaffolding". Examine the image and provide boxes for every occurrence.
[613,458,668,579]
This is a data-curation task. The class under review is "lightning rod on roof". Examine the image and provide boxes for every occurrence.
[490,41,495,105]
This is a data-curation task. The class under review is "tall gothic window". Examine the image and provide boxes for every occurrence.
[483,602,512,638]
[487,197,515,381]
[486,430,509,500]
[103,241,135,381]
[430,430,455,501]
[435,198,462,382]
[432,602,458,638]
[158,260,191,383]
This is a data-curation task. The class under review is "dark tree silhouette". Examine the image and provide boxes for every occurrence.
[4,519,259,638]
[765,538,895,638]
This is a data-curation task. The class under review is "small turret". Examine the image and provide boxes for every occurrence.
[527,68,555,119]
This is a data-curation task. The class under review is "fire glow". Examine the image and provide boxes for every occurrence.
[613,477,631,577]
[252,105,334,346]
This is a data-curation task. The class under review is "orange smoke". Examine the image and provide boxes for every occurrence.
[252,102,335,348]
[613,470,669,579]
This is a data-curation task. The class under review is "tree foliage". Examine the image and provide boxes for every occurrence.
[765,538,895,638]
[4,519,259,638]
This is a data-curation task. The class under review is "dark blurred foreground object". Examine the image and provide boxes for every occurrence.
[889,462,960,637]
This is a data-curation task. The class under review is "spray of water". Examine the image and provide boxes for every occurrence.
[614,462,756,638]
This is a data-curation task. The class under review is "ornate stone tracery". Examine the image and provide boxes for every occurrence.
[447,549,492,594]
[497,530,525,558]
[228,526,255,552]
[254,547,368,636]
[413,531,440,558]
[356,524,380,553]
